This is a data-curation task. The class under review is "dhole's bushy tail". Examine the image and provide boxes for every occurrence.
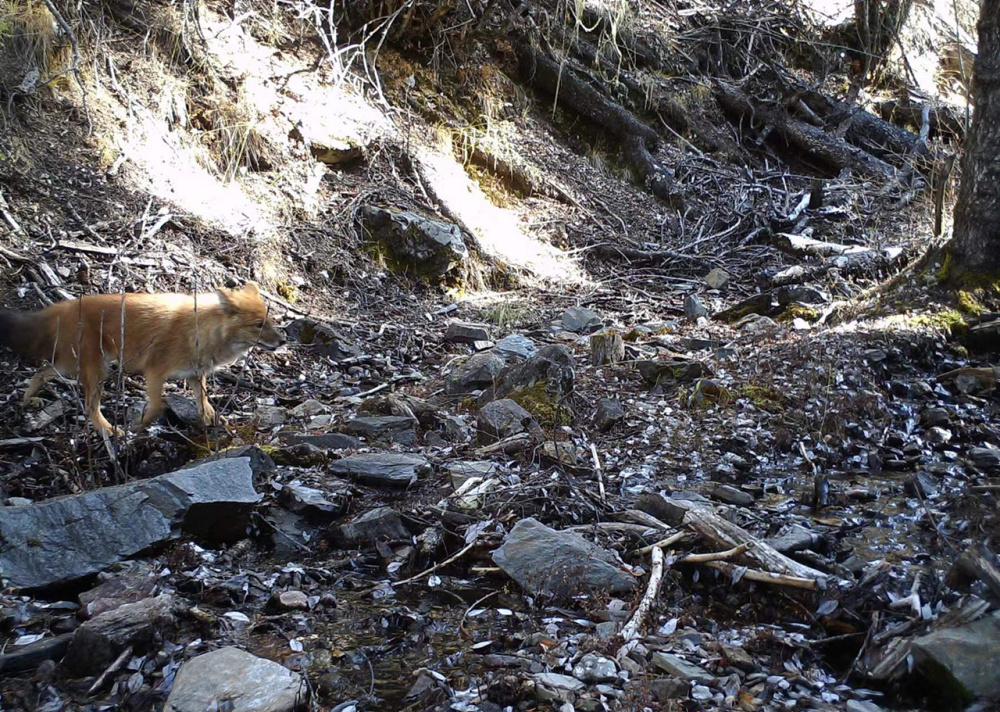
[0,308,38,358]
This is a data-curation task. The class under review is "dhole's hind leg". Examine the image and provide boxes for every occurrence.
[80,369,117,436]
[23,365,60,407]
[138,372,167,429]
[187,376,217,426]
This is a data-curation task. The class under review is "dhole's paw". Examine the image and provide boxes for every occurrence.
[22,397,45,410]
[200,404,218,427]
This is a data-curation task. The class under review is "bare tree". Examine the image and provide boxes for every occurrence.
[948,0,1000,276]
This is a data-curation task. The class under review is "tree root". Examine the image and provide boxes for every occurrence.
[515,41,682,207]
[714,81,896,180]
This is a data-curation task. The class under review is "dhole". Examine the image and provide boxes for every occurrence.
[0,282,285,435]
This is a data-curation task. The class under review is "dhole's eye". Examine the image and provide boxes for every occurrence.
[255,321,265,329]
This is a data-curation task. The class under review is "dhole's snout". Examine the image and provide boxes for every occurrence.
[256,326,286,351]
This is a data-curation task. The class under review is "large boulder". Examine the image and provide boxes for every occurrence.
[0,458,260,592]
[479,345,575,424]
[360,206,468,279]
[491,518,636,599]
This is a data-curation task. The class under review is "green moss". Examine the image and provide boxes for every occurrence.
[739,384,786,412]
[508,381,573,427]
[776,304,820,324]
[275,281,298,303]
[910,309,967,335]
[956,290,985,315]
[683,379,733,409]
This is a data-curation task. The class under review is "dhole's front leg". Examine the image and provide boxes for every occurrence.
[187,375,217,426]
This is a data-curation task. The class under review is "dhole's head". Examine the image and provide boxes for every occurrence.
[216,282,285,351]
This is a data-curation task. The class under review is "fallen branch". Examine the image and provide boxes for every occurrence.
[704,561,819,590]
[634,530,690,556]
[678,542,749,564]
[391,539,479,588]
[618,545,664,646]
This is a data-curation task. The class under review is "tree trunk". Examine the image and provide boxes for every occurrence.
[948,0,1000,275]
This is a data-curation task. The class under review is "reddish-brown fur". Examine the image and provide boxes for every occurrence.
[0,282,284,435]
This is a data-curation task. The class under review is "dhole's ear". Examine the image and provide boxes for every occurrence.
[243,281,260,296]
[216,288,236,313]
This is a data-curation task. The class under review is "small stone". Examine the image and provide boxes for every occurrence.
[594,398,625,432]
[494,334,537,361]
[445,321,491,344]
[445,352,507,395]
[278,482,350,519]
[650,652,712,683]
[691,684,713,700]
[846,701,886,712]
[684,294,710,320]
[595,622,618,639]
[719,643,755,672]
[165,647,305,712]
[927,427,953,445]
[342,416,416,445]
[969,447,1000,470]
[571,653,617,683]
[921,407,950,428]
[704,268,730,290]
[912,611,1000,703]
[291,399,329,418]
[327,453,431,488]
[443,461,500,489]
[442,415,471,442]
[533,673,584,703]
[492,518,636,599]
[278,591,309,610]
[477,399,535,444]
[255,406,288,429]
[864,348,887,362]
[560,306,603,334]
[337,507,409,547]
[649,677,690,701]
[709,484,754,507]
[279,432,362,451]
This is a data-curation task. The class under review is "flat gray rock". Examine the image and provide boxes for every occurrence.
[327,453,430,488]
[491,518,636,599]
[337,507,409,546]
[278,432,362,451]
[494,334,536,361]
[559,306,603,333]
[444,320,491,344]
[342,416,416,444]
[650,652,713,683]
[0,458,260,592]
[165,646,306,712]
